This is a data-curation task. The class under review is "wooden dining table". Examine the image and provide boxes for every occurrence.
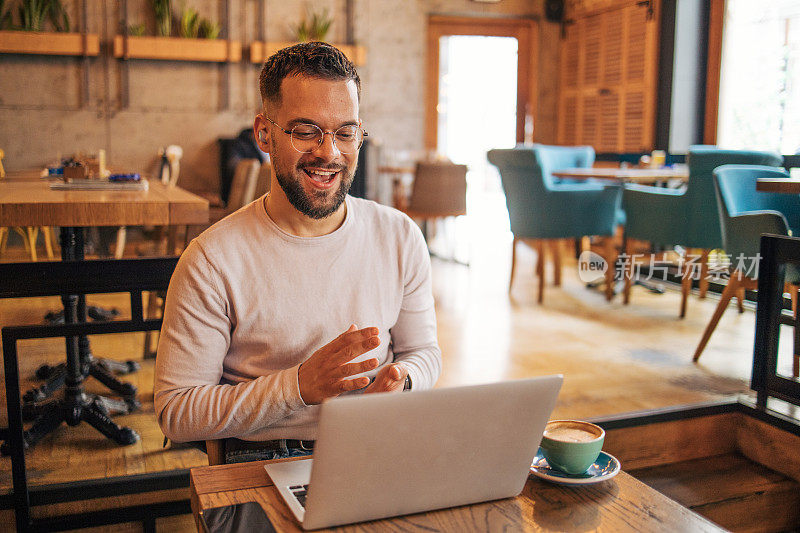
[189,457,724,532]
[756,177,800,194]
[0,172,208,228]
[0,171,208,448]
[552,166,689,185]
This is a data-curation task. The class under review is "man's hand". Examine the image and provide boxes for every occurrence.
[298,324,381,405]
[364,362,408,394]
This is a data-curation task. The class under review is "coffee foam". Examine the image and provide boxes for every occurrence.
[544,421,602,443]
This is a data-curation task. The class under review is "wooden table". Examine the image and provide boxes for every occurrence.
[756,177,800,194]
[552,167,689,185]
[190,459,724,532]
[0,175,208,448]
[0,176,208,227]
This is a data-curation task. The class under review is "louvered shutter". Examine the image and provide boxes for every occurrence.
[558,0,658,152]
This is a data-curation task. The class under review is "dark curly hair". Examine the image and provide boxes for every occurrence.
[259,42,361,106]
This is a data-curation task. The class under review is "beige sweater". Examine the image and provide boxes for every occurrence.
[154,195,441,442]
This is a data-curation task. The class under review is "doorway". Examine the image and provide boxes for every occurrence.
[425,16,538,264]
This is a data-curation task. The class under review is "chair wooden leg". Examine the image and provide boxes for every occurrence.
[41,226,54,260]
[0,227,7,256]
[736,286,746,313]
[167,225,179,256]
[115,227,127,259]
[551,240,562,287]
[680,255,692,318]
[142,291,163,359]
[623,239,634,305]
[580,236,590,254]
[535,240,545,304]
[603,236,616,302]
[26,226,38,262]
[693,272,742,362]
[699,249,710,299]
[509,237,518,294]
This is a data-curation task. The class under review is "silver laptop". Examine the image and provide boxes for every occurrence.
[264,375,563,530]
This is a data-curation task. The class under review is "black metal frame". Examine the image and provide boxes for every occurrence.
[753,234,800,409]
[0,257,192,532]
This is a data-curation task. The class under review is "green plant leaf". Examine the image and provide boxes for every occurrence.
[198,18,219,40]
[179,5,199,38]
[150,0,171,36]
[128,22,146,37]
[48,0,70,33]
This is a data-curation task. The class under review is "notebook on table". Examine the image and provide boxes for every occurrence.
[264,374,563,530]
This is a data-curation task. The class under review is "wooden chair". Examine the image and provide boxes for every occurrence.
[693,165,800,376]
[403,161,467,221]
[488,146,621,303]
[622,147,783,317]
[400,161,467,261]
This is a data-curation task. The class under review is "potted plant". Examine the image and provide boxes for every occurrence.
[293,8,332,42]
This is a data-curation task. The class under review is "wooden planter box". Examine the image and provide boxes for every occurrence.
[0,30,99,56]
[249,41,366,65]
[113,35,242,62]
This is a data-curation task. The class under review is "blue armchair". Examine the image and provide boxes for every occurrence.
[693,165,800,373]
[487,145,622,303]
[622,146,783,317]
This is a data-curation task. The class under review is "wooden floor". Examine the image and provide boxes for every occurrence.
[1,215,798,531]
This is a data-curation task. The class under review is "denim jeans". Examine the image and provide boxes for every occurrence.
[225,439,314,464]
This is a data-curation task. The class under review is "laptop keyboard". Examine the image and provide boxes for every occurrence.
[289,484,309,508]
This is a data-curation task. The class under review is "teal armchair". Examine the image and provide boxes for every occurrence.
[693,165,800,373]
[622,146,783,317]
[487,145,622,303]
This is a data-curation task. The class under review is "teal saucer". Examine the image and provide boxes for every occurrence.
[530,448,620,485]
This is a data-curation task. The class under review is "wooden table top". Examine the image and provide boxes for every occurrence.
[756,177,800,194]
[190,458,723,532]
[552,167,689,184]
[0,173,208,227]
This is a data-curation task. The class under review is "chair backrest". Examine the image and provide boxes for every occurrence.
[713,165,797,261]
[532,144,595,187]
[226,159,261,214]
[159,145,183,187]
[684,146,783,249]
[488,147,547,238]
[406,161,468,217]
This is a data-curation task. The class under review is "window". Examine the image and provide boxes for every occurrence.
[717,0,800,154]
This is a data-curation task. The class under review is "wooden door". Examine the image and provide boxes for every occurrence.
[425,16,539,150]
[558,0,660,152]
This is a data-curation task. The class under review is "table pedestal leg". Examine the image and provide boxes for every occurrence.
[6,228,140,451]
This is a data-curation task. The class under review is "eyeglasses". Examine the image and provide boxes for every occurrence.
[263,115,368,154]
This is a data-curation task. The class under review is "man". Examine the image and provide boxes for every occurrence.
[154,42,441,463]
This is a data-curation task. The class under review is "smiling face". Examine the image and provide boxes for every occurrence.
[256,74,360,221]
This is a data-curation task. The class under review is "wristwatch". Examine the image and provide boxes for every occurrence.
[404,375,412,391]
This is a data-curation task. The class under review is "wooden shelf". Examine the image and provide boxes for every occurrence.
[0,30,99,56]
[249,41,366,65]
[113,35,242,62]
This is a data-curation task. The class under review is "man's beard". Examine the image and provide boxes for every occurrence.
[274,158,354,220]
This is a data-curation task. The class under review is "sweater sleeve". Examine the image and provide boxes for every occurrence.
[153,242,307,442]
[389,221,442,390]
